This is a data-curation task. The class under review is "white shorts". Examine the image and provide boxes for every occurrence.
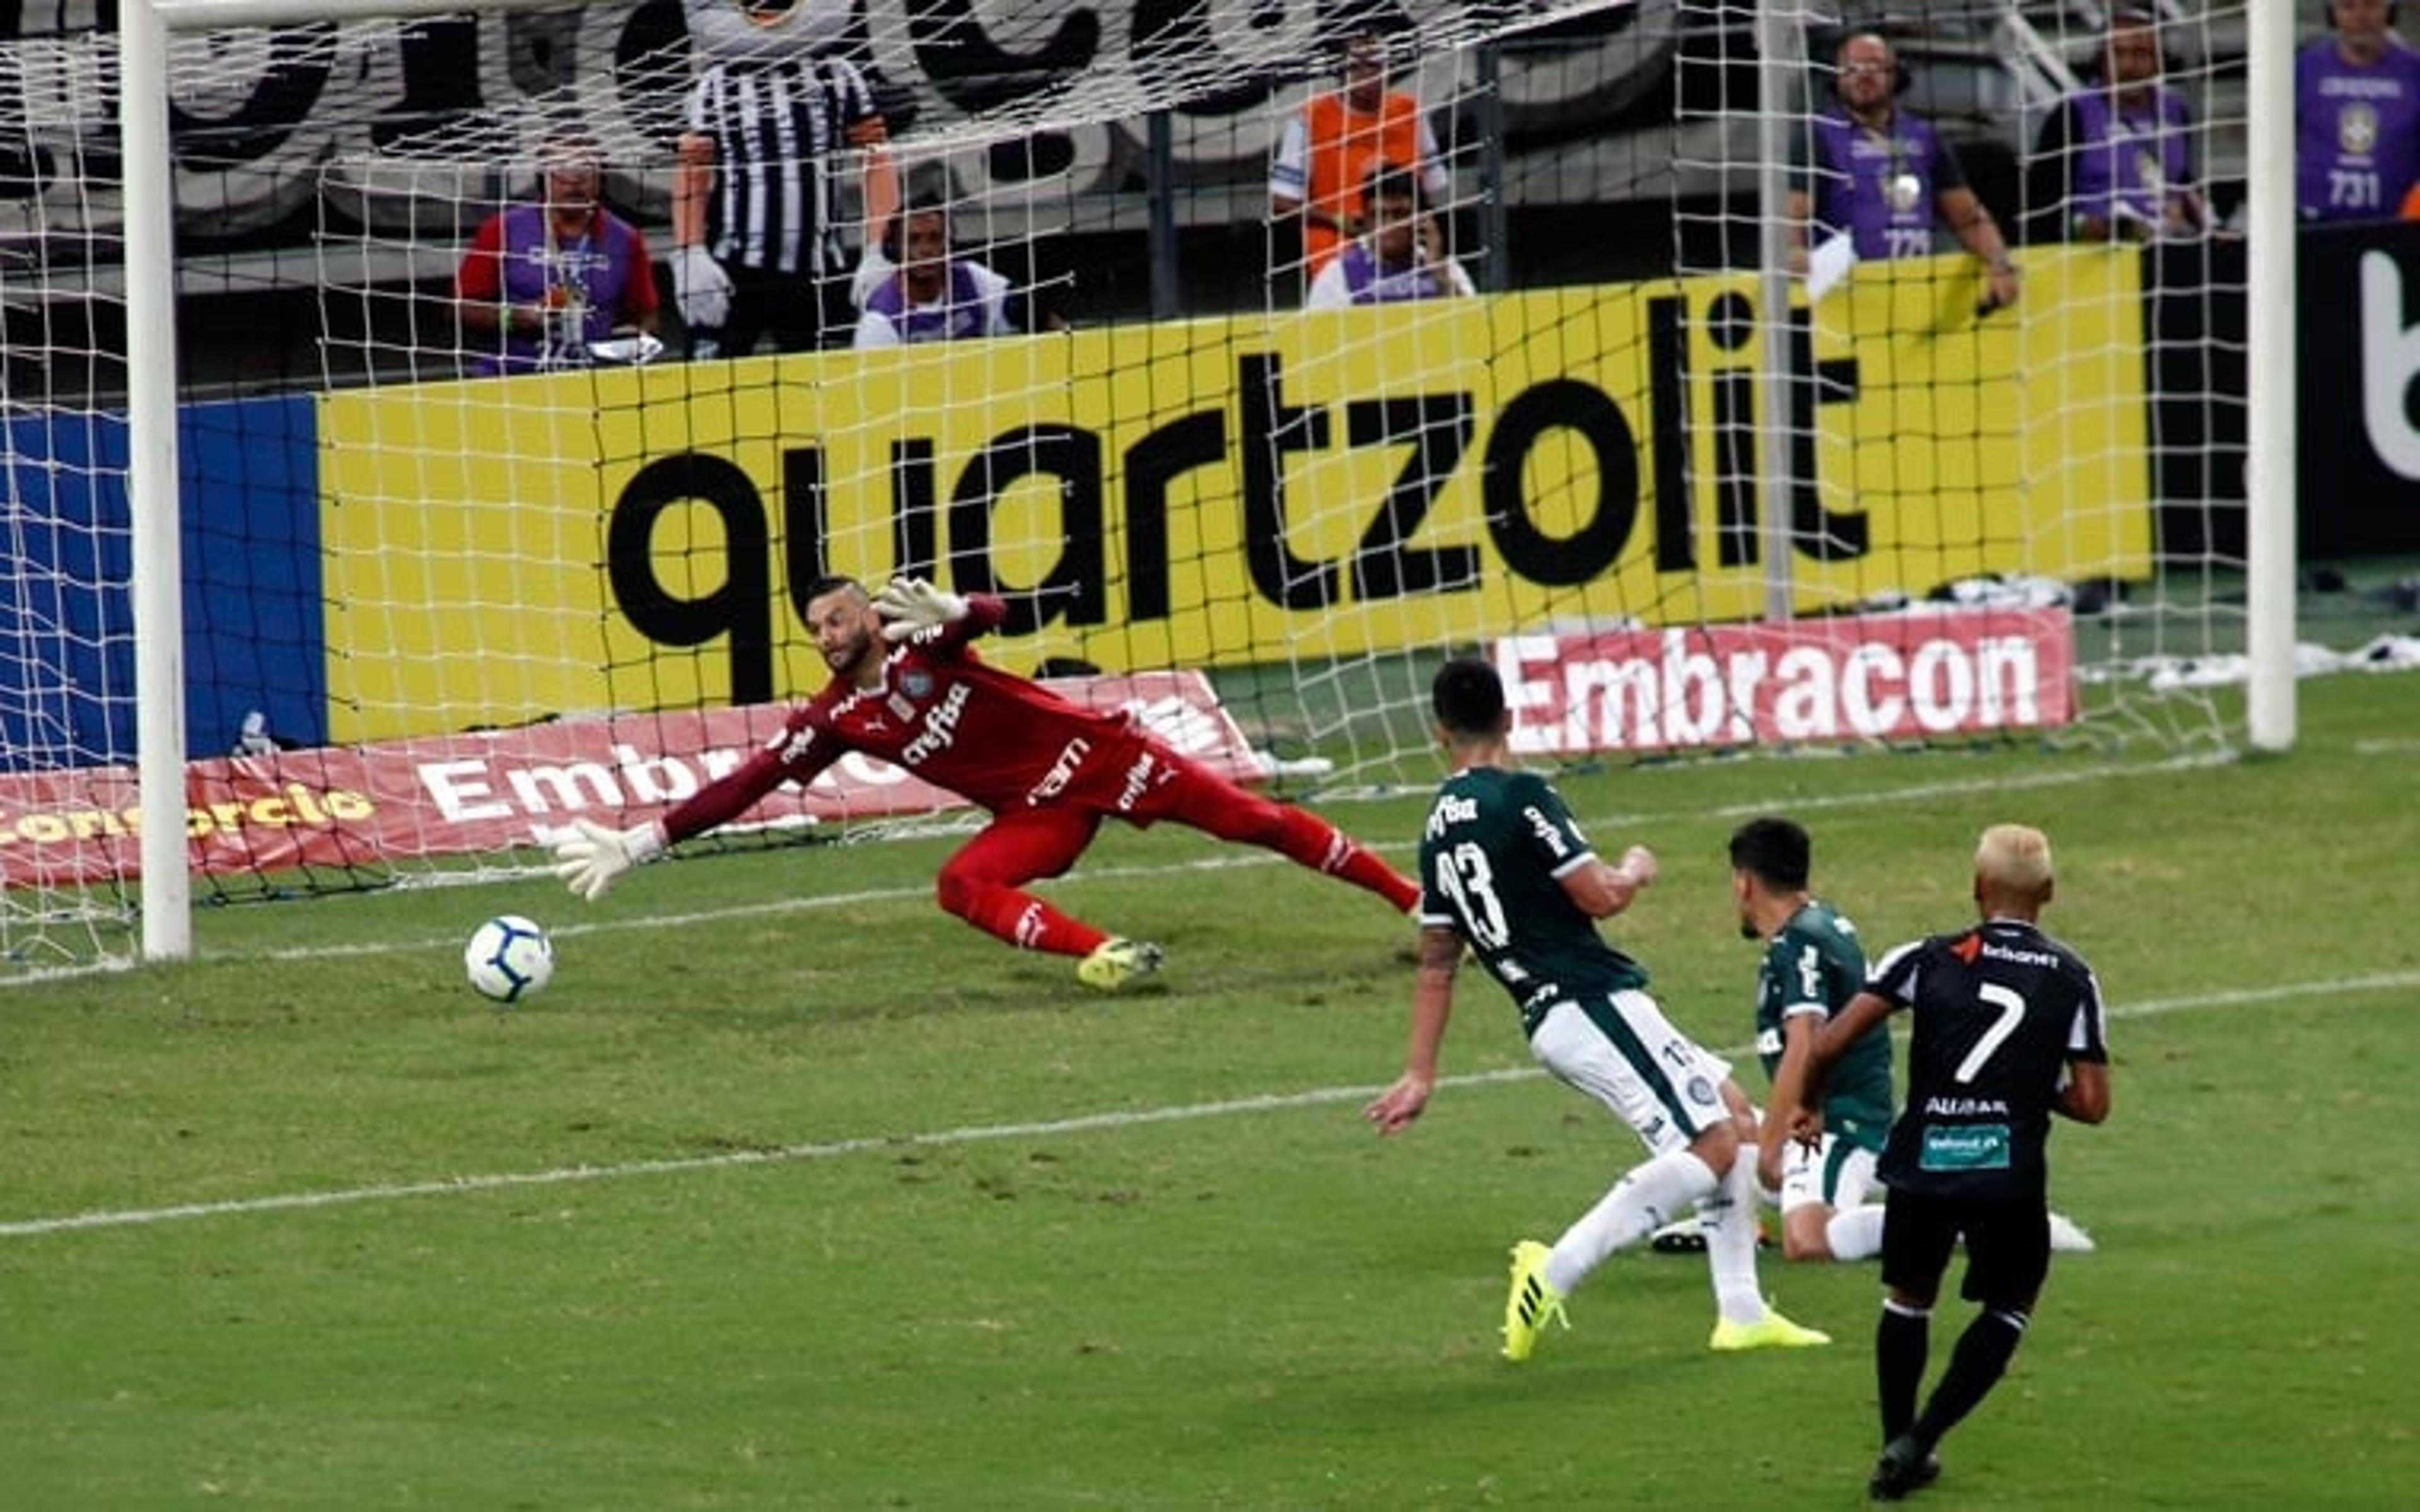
[1528,988,1734,1157]
[1780,1133,1881,1213]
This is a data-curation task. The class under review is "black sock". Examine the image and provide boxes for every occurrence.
[1876,1303,1930,1445]
[1913,1308,2028,1450]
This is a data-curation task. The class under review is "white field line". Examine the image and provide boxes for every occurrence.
[245,749,2230,963]
[4,966,2411,1242]
[0,750,2230,979]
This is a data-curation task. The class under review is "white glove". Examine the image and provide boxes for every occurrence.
[553,818,666,902]
[669,243,734,332]
[872,576,969,643]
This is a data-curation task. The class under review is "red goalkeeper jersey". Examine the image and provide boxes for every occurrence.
[660,595,1156,841]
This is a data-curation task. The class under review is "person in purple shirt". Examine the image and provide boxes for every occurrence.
[2300,0,2420,222]
[1305,161,1477,309]
[1789,32,2022,310]
[2029,9,2210,243]
[453,139,660,376]
[851,197,1017,348]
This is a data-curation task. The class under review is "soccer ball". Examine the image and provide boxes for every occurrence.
[464,914,553,1004]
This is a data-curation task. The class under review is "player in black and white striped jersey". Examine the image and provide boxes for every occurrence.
[669,9,897,358]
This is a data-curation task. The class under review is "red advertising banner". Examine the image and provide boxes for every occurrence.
[1493,609,2076,757]
[0,673,1264,888]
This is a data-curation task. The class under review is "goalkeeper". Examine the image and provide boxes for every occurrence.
[554,575,1419,990]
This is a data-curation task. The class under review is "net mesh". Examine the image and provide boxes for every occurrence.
[0,0,2266,968]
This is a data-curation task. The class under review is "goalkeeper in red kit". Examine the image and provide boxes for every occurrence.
[553,574,1421,990]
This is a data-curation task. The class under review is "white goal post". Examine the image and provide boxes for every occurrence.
[122,0,595,959]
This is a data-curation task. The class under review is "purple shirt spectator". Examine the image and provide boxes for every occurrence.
[2058,84,2197,238]
[455,200,657,376]
[854,259,1014,347]
[2298,37,2420,221]
[1304,241,1477,308]
[1801,105,1969,261]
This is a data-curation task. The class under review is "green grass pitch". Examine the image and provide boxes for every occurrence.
[4,673,2417,1508]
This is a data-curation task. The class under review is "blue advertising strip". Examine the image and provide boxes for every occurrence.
[0,394,323,773]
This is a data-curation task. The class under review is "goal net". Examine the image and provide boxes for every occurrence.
[1666,0,2255,752]
[0,0,2269,969]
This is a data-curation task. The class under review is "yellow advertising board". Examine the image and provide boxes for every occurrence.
[316,248,2148,742]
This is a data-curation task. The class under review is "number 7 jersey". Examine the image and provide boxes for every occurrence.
[1865,919,2109,1198]
[1418,765,1647,1037]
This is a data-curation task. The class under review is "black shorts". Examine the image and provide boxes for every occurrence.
[722,264,857,355]
[1881,1186,2053,1312]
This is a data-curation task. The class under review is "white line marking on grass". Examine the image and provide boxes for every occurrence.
[233,752,2242,967]
[0,752,2230,984]
[5,968,2412,1242]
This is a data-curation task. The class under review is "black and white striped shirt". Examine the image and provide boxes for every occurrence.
[685,54,881,276]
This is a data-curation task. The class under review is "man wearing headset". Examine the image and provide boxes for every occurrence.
[1789,32,2022,310]
[851,197,1017,348]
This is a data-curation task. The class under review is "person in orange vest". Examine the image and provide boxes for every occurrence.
[1269,29,1453,291]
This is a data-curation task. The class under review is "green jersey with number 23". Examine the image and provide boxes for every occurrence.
[1419,766,1649,1038]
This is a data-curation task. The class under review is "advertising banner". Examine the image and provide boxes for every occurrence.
[318,250,2150,743]
[1492,607,2075,758]
[0,672,1255,887]
[2299,219,2420,557]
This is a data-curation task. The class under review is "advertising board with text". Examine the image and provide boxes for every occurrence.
[1494,607,2075,757]
[0,673,1253,887]
[317,249,2151,743]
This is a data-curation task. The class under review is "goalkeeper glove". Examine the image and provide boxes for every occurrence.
[669,243,734,333]
[553,818,666,902]
[872,576,969,643]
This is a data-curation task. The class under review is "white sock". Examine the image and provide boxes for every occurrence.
[1701,1149,1768,1326]
[1826,1204,1886,1262]
[1545,1148,1717,1295]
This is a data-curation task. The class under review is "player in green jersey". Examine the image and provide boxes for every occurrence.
[1731,816,1896,1262]
[1363,658,1829,1361]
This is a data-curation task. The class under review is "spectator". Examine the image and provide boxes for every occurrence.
[1790,32,2022,310]
[1269,28,1453,289]
[452,140,660,376]
[2029,8,2209,243]
[1303,161,1476,309]
[670,28,899,359]
[2299,0,2420,222]
[851,197,1017,348]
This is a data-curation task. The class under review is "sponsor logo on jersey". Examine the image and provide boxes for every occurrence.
[1979,941,2061,968]
[1923,1095,2009,1116]
[1755,1026,1783,1057]
[1523,804,1568,857]
[1115,749,1160,812]
[899,682,972,765]
[1950,932,1983,963]
[1028,736,1092,804]
[778,723,818,765]
[1427,793,1478,837]
[1918,1123,2012,1172]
